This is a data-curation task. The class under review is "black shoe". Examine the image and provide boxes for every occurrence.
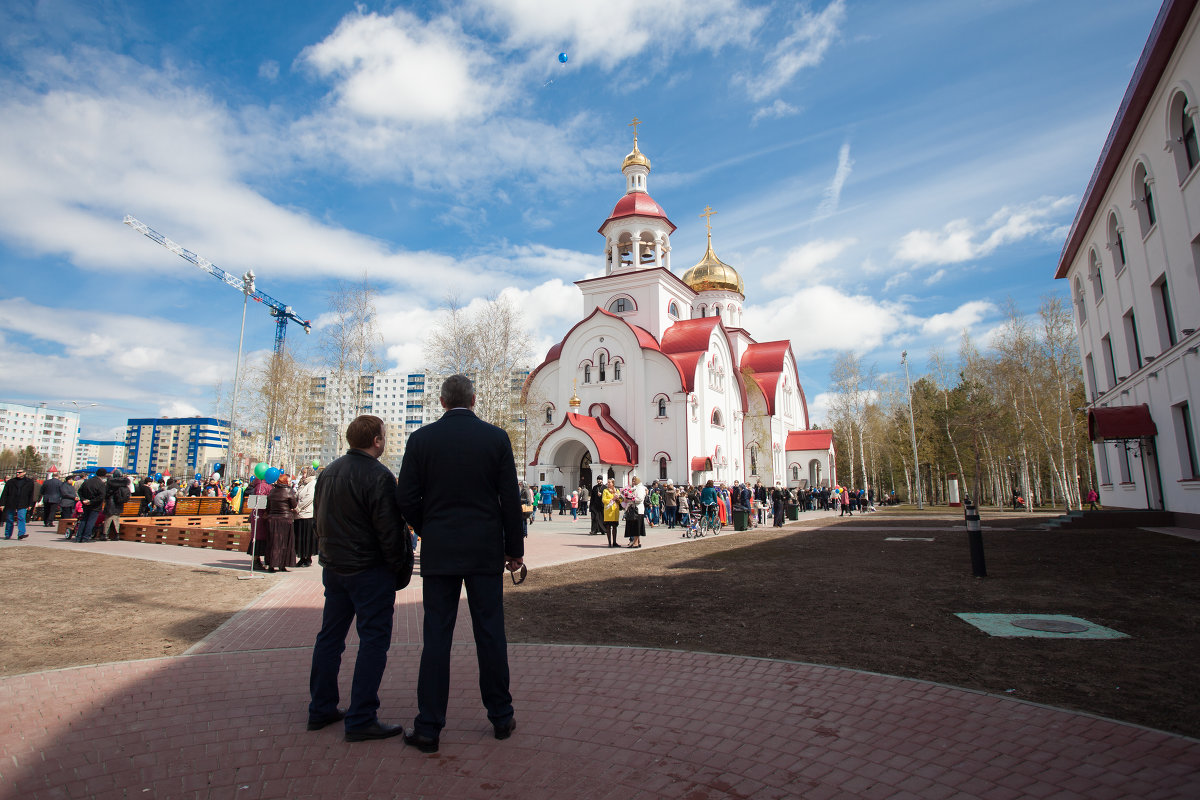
[307,709,346,731]
[345,722,405,742]
[402,729,439,753]
[493,719,516,740]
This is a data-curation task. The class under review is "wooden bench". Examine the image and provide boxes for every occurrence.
[173,497,225,516]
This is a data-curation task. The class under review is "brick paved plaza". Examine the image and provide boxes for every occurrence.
[2,512,1198,799]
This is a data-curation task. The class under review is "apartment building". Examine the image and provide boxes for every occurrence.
[0,402,80,473]
[124,417,230,479]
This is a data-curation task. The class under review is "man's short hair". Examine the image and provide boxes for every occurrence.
[346,415,385,450]
[440,374,475,409]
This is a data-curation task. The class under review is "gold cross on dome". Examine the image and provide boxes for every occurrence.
[699,205,717,235]
[628,116,641,139]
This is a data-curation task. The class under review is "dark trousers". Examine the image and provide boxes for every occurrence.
[309,565,397,731]
[42,499,58,526]
[664,506,677,528]
[590,504,604,534]
[415,573,512,738]
[75,507,101,541]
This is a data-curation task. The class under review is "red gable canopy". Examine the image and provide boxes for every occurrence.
[1088,405,1157,441]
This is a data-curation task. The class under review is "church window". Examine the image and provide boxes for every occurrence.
[668,301,679,318]
[711,409,723,427]
[657,398,667,417]
[610,298,629,313]
[614,360,622,380]
[545,406,553,424]
[583,365,591,383]
[659,457,668,480]
[750,446,758,475]
[792,465,799,481]
[1184,100,1200,171]
[599,354,607,382]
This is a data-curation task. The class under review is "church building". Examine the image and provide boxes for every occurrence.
[524,123,835,491]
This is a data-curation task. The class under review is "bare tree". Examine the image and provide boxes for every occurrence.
[320,274,383,454]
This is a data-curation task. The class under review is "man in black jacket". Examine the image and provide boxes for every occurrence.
[308,415,413,742]
[1,469,35,539]
[397,374,524,754]
[588,474,605,534]
[74,469,108,542]
[40,473,63,527]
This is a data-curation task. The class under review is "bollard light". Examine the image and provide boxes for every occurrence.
[964,500,987,577]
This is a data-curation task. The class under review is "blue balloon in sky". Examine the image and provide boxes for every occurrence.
[558,52,568,64]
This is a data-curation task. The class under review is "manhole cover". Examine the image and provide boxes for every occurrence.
[1010,618,1090,633]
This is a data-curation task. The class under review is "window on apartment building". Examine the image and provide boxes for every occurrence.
[1151,275,1177,349]
[1176,402,1199,480]
[1100,334,1117,390]
[1122,310,1142,372]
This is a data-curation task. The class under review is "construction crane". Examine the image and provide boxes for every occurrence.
[123,215,311,353]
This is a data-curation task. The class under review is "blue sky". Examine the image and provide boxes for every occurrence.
[0,0,1163,439]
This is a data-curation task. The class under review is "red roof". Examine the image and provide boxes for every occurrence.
[1056,0,1194,279]
[786,429,834,452]
[599,192,676,234]
[659,316,749,406]
[741,341,791,416]
[1088,405,1157,441]
[530,412,635,466]
[691,456,713,472]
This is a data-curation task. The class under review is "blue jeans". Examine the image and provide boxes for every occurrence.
[4,508,27,538]
[75,507,101,542]
[308,565,397,730]
[664,506,677,527]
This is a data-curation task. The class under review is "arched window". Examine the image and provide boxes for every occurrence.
[545,406,553,424]
[1108,214,1126,272]
[711,408,723,427]
[792,465,799,481]
[750,446,758,475]
[659,457,668,480]
[1170,91,1199,179]
[809,459,822,487]
[1089,250,1104,303]
[613,360,622,381]
[668,301,679,318]
[609,297,629,313]
[1184,101,1199,172]
[583,364,591,383]
[599,353,607,382]
[1134,163,1156,235]
[657,398,667,417]
[1074,277,1086,323]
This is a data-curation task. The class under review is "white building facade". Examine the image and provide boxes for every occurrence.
[0,402,80,473]
[74,439,127,473]
[1058,0,1200,521]
[524,129,833,490]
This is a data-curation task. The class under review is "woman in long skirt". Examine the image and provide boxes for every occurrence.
[292,468,316,567]
[625,476,647,548]
[245,477,272,571]
[264,474,297,573]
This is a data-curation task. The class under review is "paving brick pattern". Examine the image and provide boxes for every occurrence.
[3,514,1199,798]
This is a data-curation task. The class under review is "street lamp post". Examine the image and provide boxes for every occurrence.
[901,351,923,509]
[226,270,254,480]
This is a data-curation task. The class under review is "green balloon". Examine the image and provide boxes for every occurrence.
[312,460,320,468]
[253,461,268,479]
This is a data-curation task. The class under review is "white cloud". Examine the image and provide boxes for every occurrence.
[920,300,996,336]
[258,60,279,81]
[742,0,845,101]
[751,99,800,124]
[300,9,507,125]
[894,195,1075,266]
[769,237,856,282]
[816,141,853,218]
[923,268,946,286]
[160,400,201,417]
[466,0,764,70]
[744,284,916,357]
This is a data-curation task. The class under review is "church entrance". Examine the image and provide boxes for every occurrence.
[579,452,592,490]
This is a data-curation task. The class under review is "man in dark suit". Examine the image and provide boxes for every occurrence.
[397,374,524,754]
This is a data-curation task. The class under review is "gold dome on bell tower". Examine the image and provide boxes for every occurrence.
[680,205,744,295]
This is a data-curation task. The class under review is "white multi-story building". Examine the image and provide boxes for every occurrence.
[0,402,80,474]
[1057,0,1200,522]
[123,417,230,479]
[74,439,127,473]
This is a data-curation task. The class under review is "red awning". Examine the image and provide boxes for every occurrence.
[1088,404,1157,441]
[690,456,713,472]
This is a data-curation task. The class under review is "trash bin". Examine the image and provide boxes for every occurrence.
[787,505,799,521]
[732,509,749,531]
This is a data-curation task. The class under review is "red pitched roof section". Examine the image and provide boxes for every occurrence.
[598,192,677,234]
[589,403,639,465]
[1055,0,1195,279]
[741,341,791,416]
[660,316,749,407]
[786,429,834,451]
[1088,405,1157,441]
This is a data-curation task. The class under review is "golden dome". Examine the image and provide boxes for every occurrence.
[682,241,744,295]
[622,138,651,171]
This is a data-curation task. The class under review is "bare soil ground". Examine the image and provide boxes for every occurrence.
[505,513,1200,739]
[0,547,274,675]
